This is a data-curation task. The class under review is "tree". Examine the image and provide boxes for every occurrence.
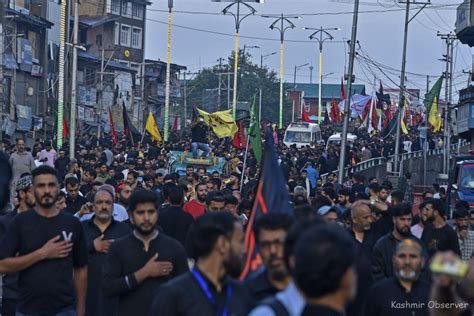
[186,50,291,124]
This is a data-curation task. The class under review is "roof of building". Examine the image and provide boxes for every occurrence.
[5,7,54,29]
[79,15,119,28]
[78,51,137,72]
[145,59,187,71]
[284,83,366,99]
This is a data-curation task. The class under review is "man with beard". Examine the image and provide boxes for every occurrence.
[0,165,88,316]
[378,185,390,205]
[150,212,254,316]
[184,182,208,219]
[225,172,241,193]
[420,198,461,257]
[453,208,474,261]
[364,239,430,316]
[38,140,57,167]
[116,183,132,209]
[65,176,88,215]
[371,203,424,282]
[0,175,36,316]
[82,189,131,316]
[244,213,294,302]
[54,148,70,181]
[80,168,96,196]
[103,189,188,316]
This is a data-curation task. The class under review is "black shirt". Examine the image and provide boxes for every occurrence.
[80,183,93,196]
[302,304,344,316]
[191,123,208,143]
[103,231,189,316]
[244,268,279,303]
[0,209,88,314]
[151,268,255,316]
[81,218,132,316]
[157,205,195,247]
[0,210,19,300]
[364,277,430,316]
[421,223,461,257]
[65,195,88,215]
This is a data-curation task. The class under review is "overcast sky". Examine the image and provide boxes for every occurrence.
[144,0,471,98]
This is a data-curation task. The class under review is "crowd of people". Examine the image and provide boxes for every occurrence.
[0,118,471,316]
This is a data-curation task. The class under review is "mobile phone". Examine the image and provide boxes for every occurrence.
[430,256,469,279]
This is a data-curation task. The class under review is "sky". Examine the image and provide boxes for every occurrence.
[144,0,472,99]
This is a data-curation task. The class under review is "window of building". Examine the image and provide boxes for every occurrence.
[111,0,120,14]
[96,34,103,48]
[120,24,131,47]
[85,68,96,86]
[114,22,120,45]
[131,27,142,49]
[28,31,39,63]
[132,3,143,20]
[121,0,132,17]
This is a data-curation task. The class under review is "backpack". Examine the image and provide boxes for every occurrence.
[262,297,290,316]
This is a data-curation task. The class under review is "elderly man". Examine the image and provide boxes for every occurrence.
[9,138,35,194]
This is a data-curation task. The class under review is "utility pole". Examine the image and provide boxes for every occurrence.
[69,0,79,159]
[0,0,4,142]
[394,0,430,174]
[221,0,257,119]
[309,65,314,84]
[98,49,105,142]
[163,0,174,141]
[259,88,262,122]
[183,71,187,126]
[304,26,339,124]
[338,0,360,184]
[263,14,300,128]
[438,32,456,174]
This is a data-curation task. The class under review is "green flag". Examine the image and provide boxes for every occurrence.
[249,95,262,164]
[424,75,443,114]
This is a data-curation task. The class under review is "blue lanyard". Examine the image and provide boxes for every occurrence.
[191,268,232,316]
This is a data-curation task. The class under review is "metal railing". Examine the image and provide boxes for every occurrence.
[321,140,469,182]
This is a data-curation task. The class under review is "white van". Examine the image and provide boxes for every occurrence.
[283,123,323,148]
[326,133,357,150]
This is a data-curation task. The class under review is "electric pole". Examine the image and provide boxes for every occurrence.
[69,0,79,159]
[394,0,430,174]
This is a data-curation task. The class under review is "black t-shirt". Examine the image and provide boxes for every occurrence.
[0,209,88,314]
[191,124,208,143]
[421,223,461,257]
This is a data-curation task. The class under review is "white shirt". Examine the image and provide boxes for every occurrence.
[249,281,305,316]
[74,203,129,222]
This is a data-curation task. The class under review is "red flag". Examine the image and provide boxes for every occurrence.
[231,120,246,149]
[360,99,372,123]
[62,117,69,138]
[383,105,393,128]
[173,115,178,131]
[302,104,311,123]
[108,107,118,146]
[371,101,379,130]
[330,97,341,123]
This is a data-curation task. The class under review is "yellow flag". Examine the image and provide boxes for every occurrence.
[428,96,441,132]
[401,100,408,135]
[145,112,162,142]
[196,108,238,138]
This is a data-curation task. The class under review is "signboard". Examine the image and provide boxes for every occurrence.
[114,71,134,110]
[78,86,97,106]
[456,1,470,34]
[458,103,470,134]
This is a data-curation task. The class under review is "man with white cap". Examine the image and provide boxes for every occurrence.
[75,184,129,222]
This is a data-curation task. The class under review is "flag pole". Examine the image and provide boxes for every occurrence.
[140,129,146,144]
[240,134,251,192]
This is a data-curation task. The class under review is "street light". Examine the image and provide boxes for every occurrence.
[260,51,277,68]
[243,44,260,57]
[221,0,257,119]
[263,14,302,128]
[304,26,340,124]
[293,63,309,122]
[164,0,174,141]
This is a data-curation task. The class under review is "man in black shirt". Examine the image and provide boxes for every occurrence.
[0,165,88,316]
[0,174,35,316]
[157,184,195,247]
[244,213,294,302]
[65,176,88,215]
[365,239,430,316]
[191,116,210,158]
[295,225,356,316]
[103,189,188,316]
[82,188,131,316]
[372,203,419,282]
[151,212,254,316]
[420,198,461,257]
